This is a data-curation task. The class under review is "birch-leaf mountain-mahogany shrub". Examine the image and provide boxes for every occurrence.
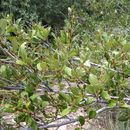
[0,16,130,130]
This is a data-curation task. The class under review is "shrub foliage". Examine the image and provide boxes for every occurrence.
[0,0,130,130]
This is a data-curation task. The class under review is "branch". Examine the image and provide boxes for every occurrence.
[0,46,17,60]
[0,59,15,64]
[1,84,130,102]
[0,85,23,90]
[72,57,130,77]
[39,106,113,129]
[110,96,130,102]
[0,77,15,84]
[0,46,33,73]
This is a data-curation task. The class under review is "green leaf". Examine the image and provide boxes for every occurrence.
[59,92,71,102]
[41,27,51,40]
[124,66,130,75]
[120,103,130,108]
[8,36,18,52]
[101,91,111,100]
[60,30,69,44]
[74,96,83,105]
[41,95,50,101]
[85,97,95,104]
[19,42,26,51]
[70,87,80,95]
[17,99,24,108]
[15,112,27,123]
[41,101,49,108]
[37,62,47,71]
[86,85,96,94]
[19,42,27,60]
[0,65,12,79]
[3,104,15,113]
[0,65,7,77]
[16,60,26,65]
[123,43,130,52]
[108,100,117,108]
[102,32,109,42]
[26,116,38,130]
[32,24,50,41]
[76,67,86,77]
[25,84,35,94]
[31,121,38,130]
[89,74,99,85]
[88,74,104,91]
[78,116,85,126]
[21,91,28,98]
[75,128,80,130]
[0,19,8,34]
[30,94,39,101]
[64,66,72,76]
[37,62,43,71]
[89,110,96,119]
[61,107,71,117]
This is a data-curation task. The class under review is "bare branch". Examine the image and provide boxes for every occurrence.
[0,85,23,90]
[0,46,17,60]
[39,106,114,129]
[110,96,130,102]
[0,59,15,64]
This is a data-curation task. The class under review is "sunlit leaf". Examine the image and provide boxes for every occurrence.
[108,100,117,108]
[64,66,72,76]
[101,90,111,100]
[61,107,71,117]
[19,42,27,60]
[89,74,99,85]
[16,60,26,65]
